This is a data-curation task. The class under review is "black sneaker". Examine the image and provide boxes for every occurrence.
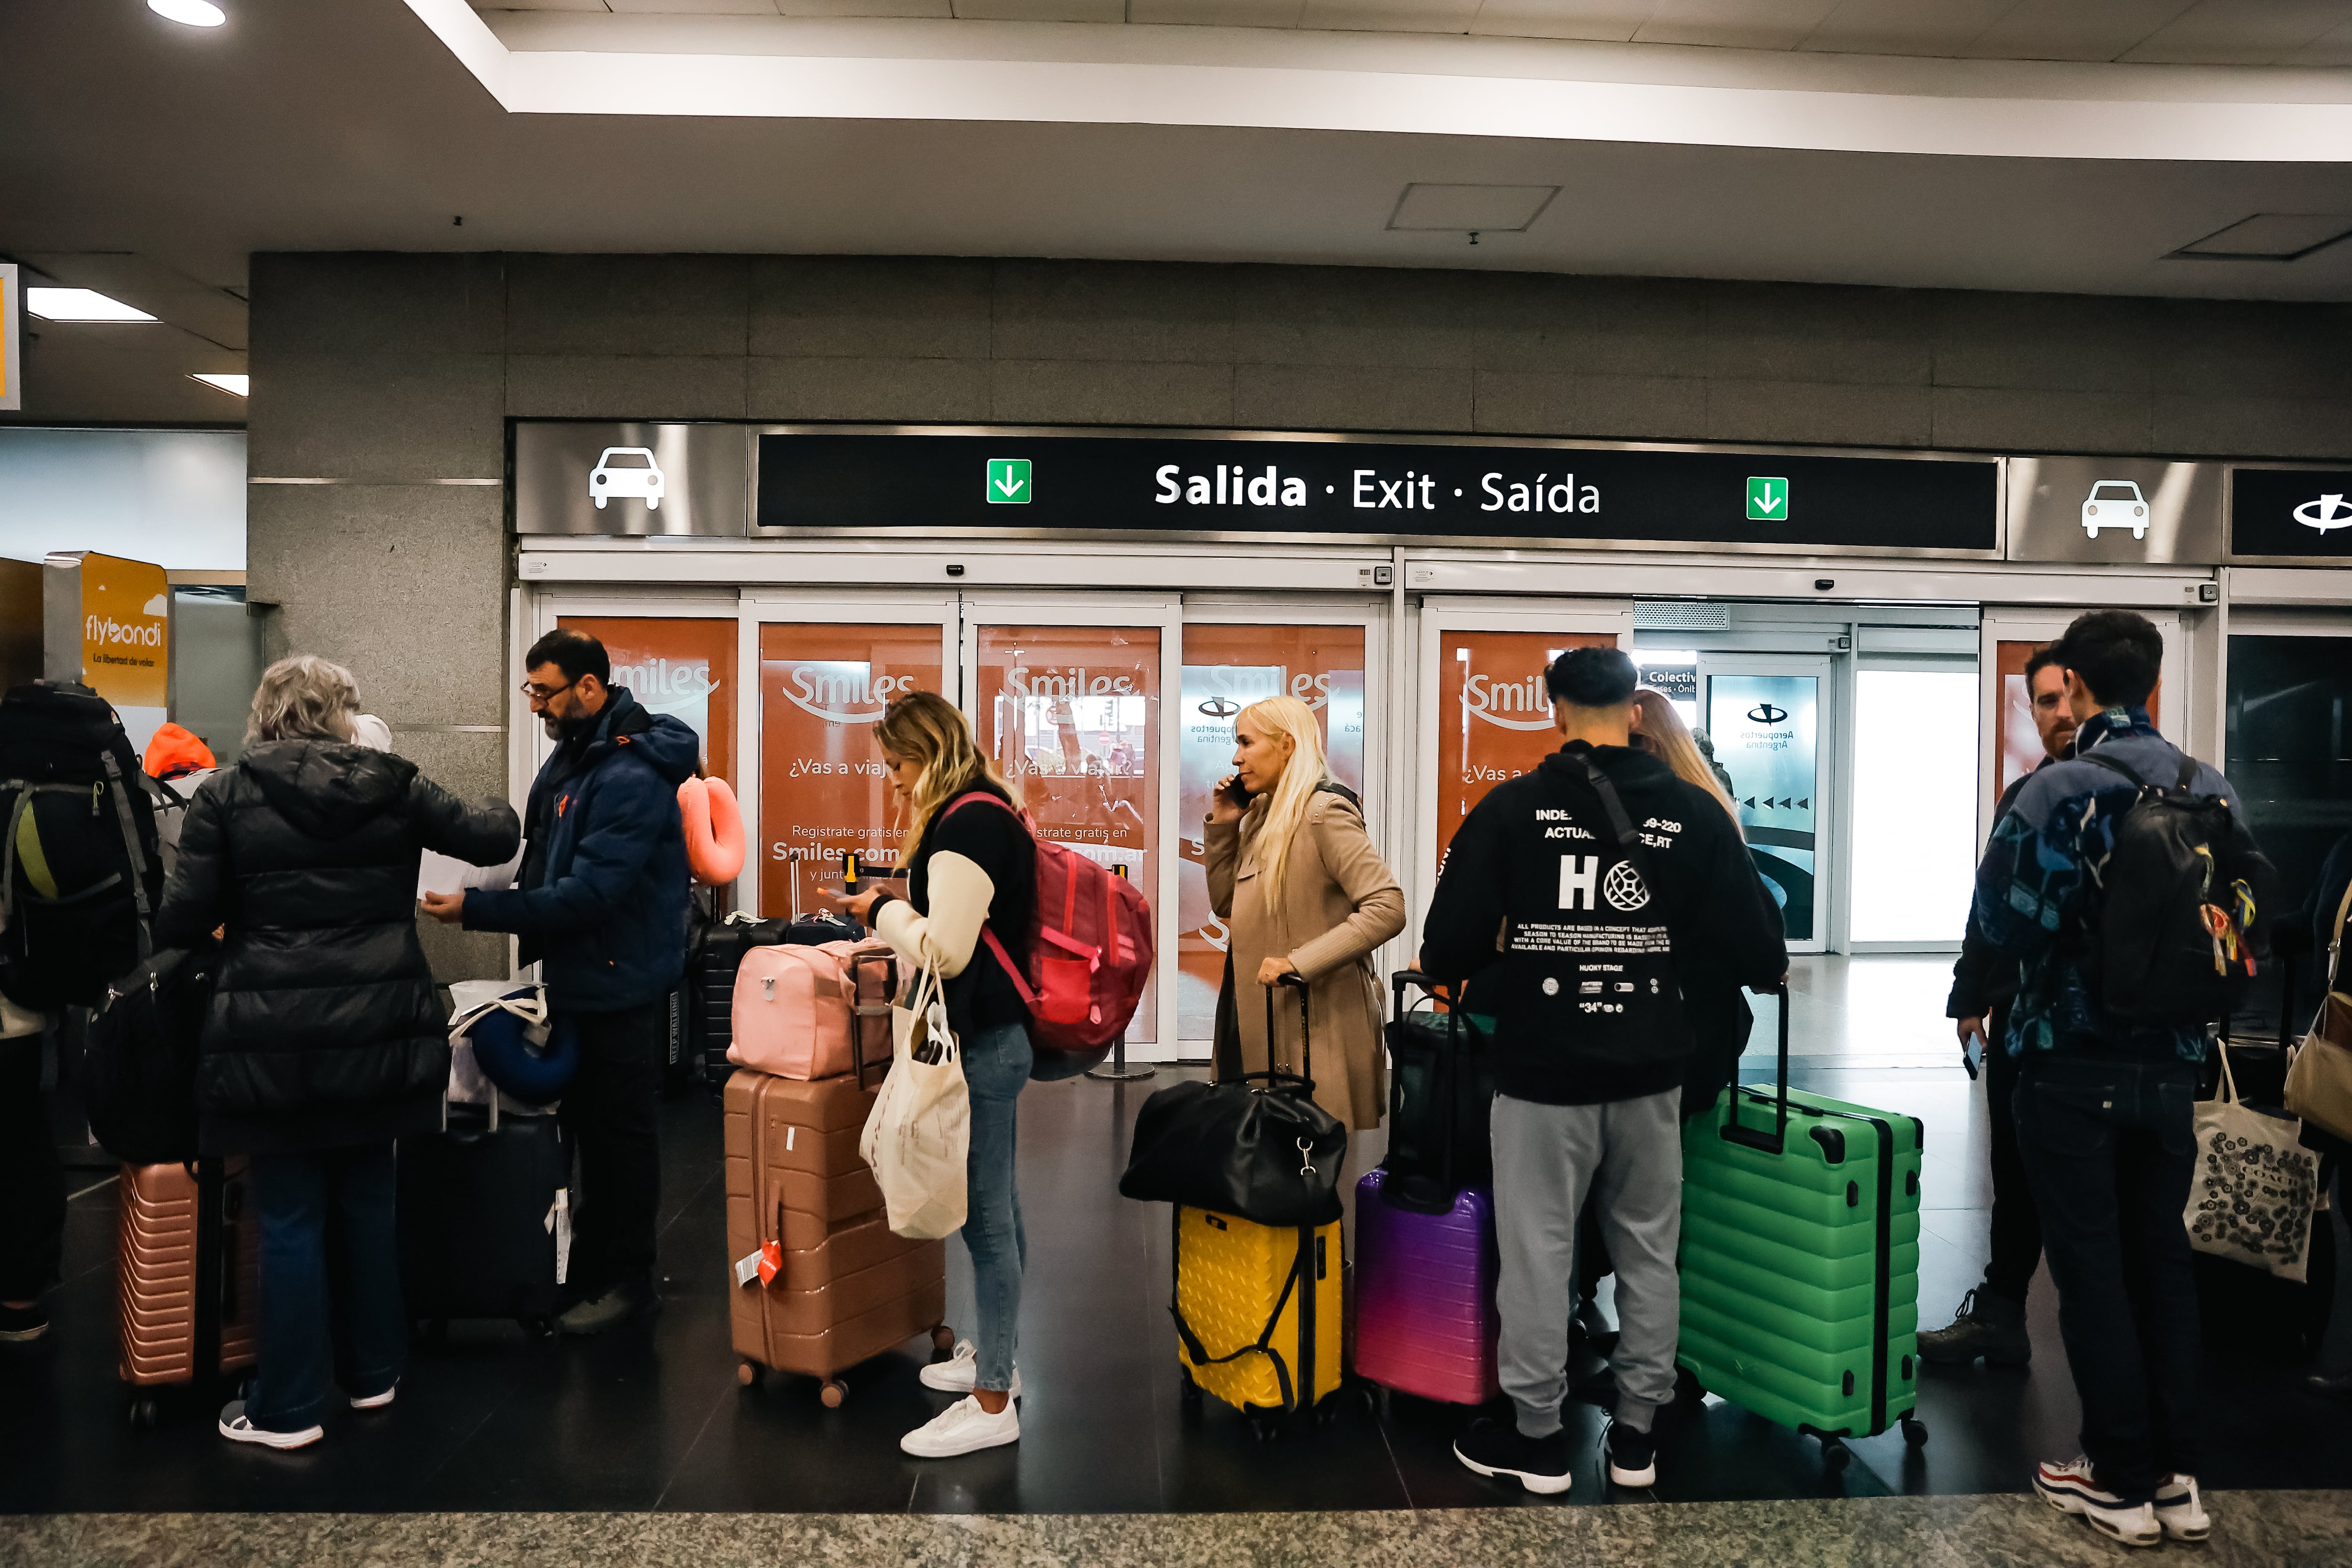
[1605,1419,1657,1487]
[1917,1286,2031,1367]
[556,1279,661,1337]
[0,1302,48,1344]
[1453,1417,1573,1496]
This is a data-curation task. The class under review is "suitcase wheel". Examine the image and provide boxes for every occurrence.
[1801,1427,1852,1470]
[1177,1367,1203,1412]
[737,1360,763,1390]
[127,1396,159,1432]
[1246,1414,1278,1444]
[818,1377,849,1409]
[1901,1414,1929,1449]
[930,1323,956,1353]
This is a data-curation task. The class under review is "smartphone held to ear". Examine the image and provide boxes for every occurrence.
[1218,775,1253,807]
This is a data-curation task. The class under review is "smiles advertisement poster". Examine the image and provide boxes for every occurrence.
[1435,630,1619,874]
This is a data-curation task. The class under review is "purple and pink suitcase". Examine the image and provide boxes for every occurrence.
[1353,1167,1501,1404]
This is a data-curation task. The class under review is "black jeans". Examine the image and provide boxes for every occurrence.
[1983,1008,2044,1304]
[2013,1054,2201,1502]
[559,1001,665,1298]
[0,1036,65,1302]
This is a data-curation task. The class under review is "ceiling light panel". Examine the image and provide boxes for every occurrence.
[148,0,227,26]
[25,287,159,322]
[1387,182,1559,233]
[190,373,249,396]
[2170,213,2352,261]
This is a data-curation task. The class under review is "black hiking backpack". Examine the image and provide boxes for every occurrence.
[0,682,166,1010]
[2081,750,2274,1031]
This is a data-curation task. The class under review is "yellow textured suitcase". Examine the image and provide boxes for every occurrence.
[1173,1204,1343,1434]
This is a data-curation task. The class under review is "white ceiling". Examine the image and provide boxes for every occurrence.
[5,0,2352,424]
[477,0,2352,66]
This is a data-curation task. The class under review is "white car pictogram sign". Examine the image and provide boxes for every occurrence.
[2080,479,2148,540]
[590,446,665,510]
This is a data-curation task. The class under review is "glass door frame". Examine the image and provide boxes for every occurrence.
[1411,595,1636,943]
[958,591,1185,1061]
[1698,652,1838,955]
[1175,596,1394,1054]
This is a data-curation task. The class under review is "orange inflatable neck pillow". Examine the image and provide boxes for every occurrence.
[679,775,745,887]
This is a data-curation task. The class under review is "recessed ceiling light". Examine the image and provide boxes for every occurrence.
[2168,213,2352,262]
[25,287,159,323]
[191,373,249,397]
[148,0,227,26]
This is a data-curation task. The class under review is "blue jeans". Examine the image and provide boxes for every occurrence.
[961,1021,1032,1391]
[2013,1055,2201,1502]
[246,1144,407,1432]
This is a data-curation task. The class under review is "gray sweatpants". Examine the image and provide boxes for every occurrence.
[1491,1087,1684,1438]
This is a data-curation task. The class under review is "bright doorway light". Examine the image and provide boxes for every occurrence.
[149,0,227,26]
[190,373,248,397]
[26,287,158,323]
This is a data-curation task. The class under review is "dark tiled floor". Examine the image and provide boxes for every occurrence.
[5,961,2350,1516]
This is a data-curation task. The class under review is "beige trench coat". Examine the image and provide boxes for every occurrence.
[1204,789,1406,1131]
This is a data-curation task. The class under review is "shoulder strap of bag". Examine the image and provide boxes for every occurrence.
[1311,778,1360,811]
[2325,877,2352,997]
[1568,755,1657,889]
[2082,750,2152,791]
[99,752,154,962]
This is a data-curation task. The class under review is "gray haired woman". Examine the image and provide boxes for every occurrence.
[155,655,520,1451]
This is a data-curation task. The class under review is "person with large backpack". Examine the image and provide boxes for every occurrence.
[828,691,1041,1461]
[1973,609,2272,1549]
[1422,648,1786,1498]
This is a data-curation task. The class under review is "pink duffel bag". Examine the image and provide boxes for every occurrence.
[728,940,896,1081]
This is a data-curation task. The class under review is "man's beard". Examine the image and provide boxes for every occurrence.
[542,709,596,742]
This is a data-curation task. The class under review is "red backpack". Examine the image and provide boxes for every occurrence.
[942,793,1154,1054]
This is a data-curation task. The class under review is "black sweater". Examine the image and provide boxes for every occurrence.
[1422,741,1788,1106]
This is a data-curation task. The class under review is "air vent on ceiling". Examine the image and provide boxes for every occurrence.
[1387,183,1559,240]
[1635,602,1732,631]
[2167,214,2352,262]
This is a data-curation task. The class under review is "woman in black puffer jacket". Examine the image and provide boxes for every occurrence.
[155,655,519,1451]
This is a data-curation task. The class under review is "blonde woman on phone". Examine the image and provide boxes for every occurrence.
[1205,695,1405,1137]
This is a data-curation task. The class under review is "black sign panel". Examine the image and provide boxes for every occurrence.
[2233,467,2352,559]
[755,432,1996,553]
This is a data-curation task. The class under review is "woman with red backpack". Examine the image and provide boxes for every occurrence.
[829,691,1038,1459]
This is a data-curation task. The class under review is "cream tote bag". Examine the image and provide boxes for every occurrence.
[2284,880,2352,1144]
[2185,1040,2321,1284]
[859,963,971,1241]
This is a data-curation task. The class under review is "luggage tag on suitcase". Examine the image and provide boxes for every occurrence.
[735,1238,783,1289]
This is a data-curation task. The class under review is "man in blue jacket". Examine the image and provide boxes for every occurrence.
[425,629,697,1334]
[1973,609,2267,1549]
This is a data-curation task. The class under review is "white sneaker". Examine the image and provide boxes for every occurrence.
[349,1381,397,1411]
[899,1395,1021,1458]
[218,1400,324,1451]
[2034,1457,2161,1548]
[2155,1473,2211,1543]
[918,1339,1023,1399]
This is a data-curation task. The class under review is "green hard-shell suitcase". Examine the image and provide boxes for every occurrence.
[1676,986,1928,1463]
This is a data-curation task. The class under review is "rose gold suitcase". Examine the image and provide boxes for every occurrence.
[723,1066,951,1405]
[118,1158,260,1426]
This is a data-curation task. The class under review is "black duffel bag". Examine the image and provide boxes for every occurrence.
[1120,973,1346,1227]
[83,941,217,1165]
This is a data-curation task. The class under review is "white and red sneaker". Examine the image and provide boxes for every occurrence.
[2154,1473,2211,1543]
[2034,1457,2161,1548]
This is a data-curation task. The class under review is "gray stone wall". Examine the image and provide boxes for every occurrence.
[246,250,2352,976]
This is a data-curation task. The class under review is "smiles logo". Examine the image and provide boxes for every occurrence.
[2294,493,2352,533]
[1748,704,1789,724]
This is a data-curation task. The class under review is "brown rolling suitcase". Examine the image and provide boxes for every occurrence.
[724,1062,952,1406]
[118,1158,261,1427]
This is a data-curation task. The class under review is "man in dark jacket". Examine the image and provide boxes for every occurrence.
[1973,609,2269,1546]
[428,629,696,1335]
[1424,648,1787,1497]
[158,653,518,1449]
[1921,644,2076,1368]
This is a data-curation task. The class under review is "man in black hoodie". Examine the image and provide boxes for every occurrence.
[1426,648,1786,1496]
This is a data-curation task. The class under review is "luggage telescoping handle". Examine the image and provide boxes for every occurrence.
[1249,970,1314,1092]
[1720,982,1792,1154]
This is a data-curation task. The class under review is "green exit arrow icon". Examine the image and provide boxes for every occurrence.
[1746,476,1788,521]
[987,457,1032,505]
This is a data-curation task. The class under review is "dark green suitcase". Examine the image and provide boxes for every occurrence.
[1676,987,1928,1462]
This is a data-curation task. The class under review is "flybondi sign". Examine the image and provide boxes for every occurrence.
[755,429,1997,554]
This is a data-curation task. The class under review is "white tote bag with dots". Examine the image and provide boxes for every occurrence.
[2183,1041,2321,1283]
[859,963,969,1240]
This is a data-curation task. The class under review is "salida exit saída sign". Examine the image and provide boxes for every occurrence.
[755,431,1994,553]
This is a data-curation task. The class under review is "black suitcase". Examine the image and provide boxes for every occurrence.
[686,914,792,1093]
[1382,971,1496,1209]
[397,1103,570,1336]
